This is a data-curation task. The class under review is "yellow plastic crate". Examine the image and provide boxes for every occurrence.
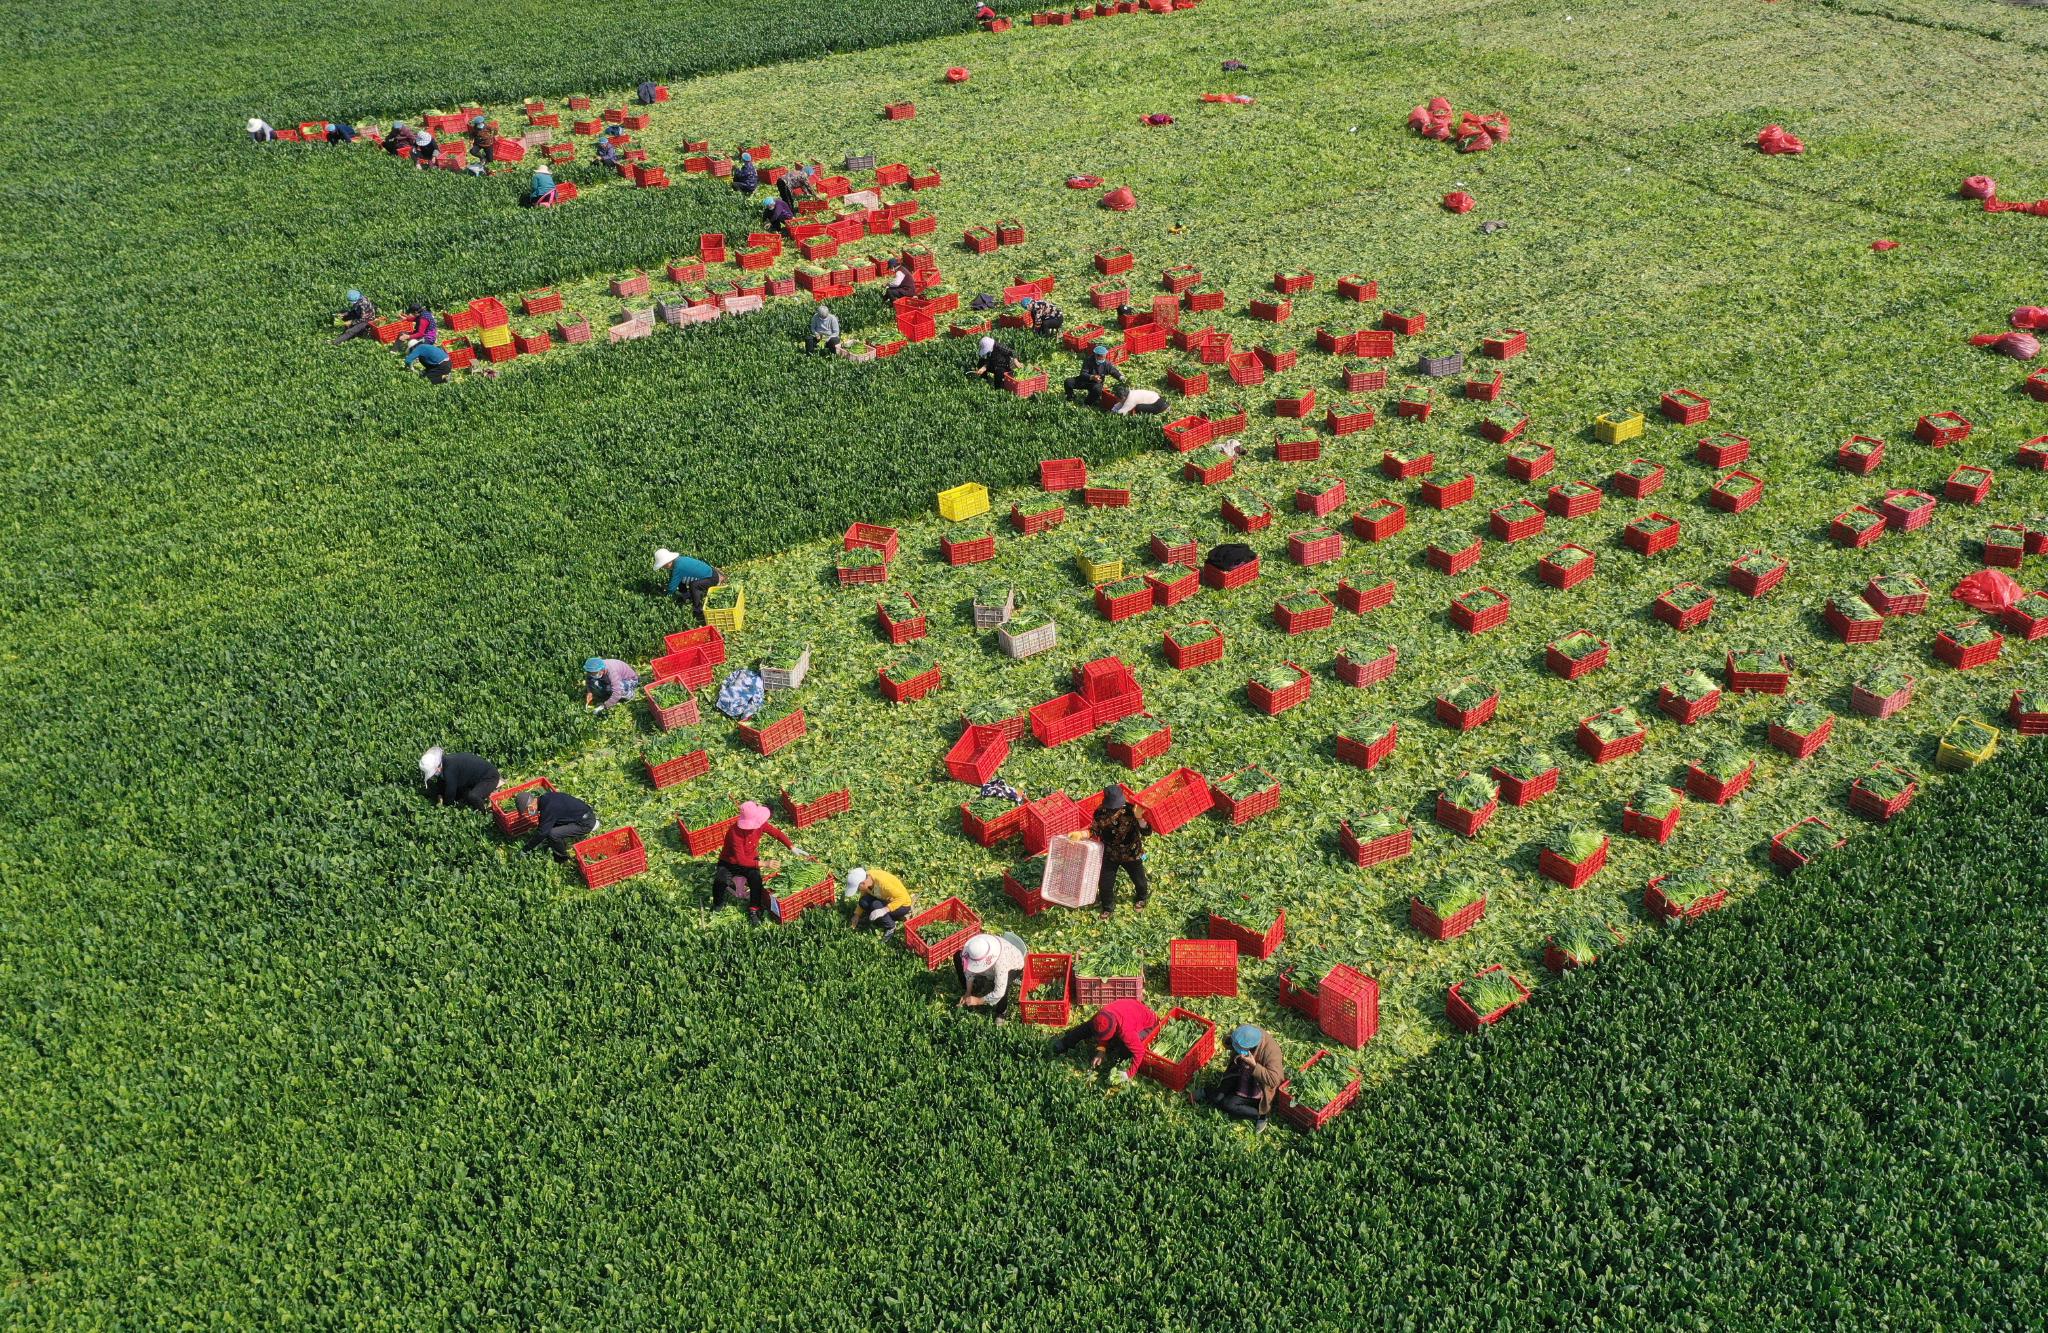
[1077,552,1123,584]
[1594,411,1643,445]
[938,483,990,521]
[704,584,745,634]
[1936,716,1997,771]
[476,323,515,349]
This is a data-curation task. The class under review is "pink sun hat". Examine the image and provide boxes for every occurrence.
[737,801,771,830]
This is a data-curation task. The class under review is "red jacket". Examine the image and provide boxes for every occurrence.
[1096,999,1162,1049]
[719,821,792,868]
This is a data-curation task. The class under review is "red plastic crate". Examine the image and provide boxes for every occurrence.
[1651,586,1715,631]
[1288,529,1343,567]
[1538,837,1609,890]
[1381,450,1435,481]
[1729,553,1788,597]
[1146,565,1199,606]
[738,707,807,755]
[572,827,648,890]
[644,745,709,790]
[1915,411,1972,446]
[1686,760,1754,806]
[1343,365,1389,392]
[1010,502,1067,536]
[1137,1007,1218,1091]
[678,811,738,857]
[1207,909,1284,961]
[1295,478,1347,517]
[1212,772,1280,826]
[1823,600,1883,644]
[1318,965,1378,1050]
[1839,436,1885,474]
[1334,576,1395,615]
[1040,457,1087,491]
[1449,587,1510,633]
[1613,461,1666,500]
[1945,465,1994,506]
[1934,626,2002,670]
[1849,767,1918,822]
[876,597,927,644]
[1698,433,1751,468]
[1334,716,1397,767]
[843,522,900,562]
[1435,692,1497,732]
[1770,818,1844,873]
[945,725,1011,785]
[2007,600,2048,641]
[1479,412,1528,445]
[1660,388,1711,424]
[1273,592,1335,634]
[1851,679,1914,719]
[1095,580,1157,622]
[1163,416,1213,452]
[1434,793,1498,838]
[905,897,981,970]
[1539,546,1596,589]
[1082,487,1131,509]
[1335,645,1396,688]
[1548,482,1603,519]
[1029,694,1097,748]
[490,777,554,836]
[1161,621,1224,671]
[1338,816,1411,868]
[1726,652,1792,694]
[1351,500,1407,543]
[965,801,1028,848]
[1168,940,1239,998]
[2010,691,2048,736]
[1506,444,1555,481]
[1202,555,1261,590]
[1623,513,1681,556]
[1106,721,1172,769]
[1576,712,1645,764]
[1381,309,1426,336]
[1337,275,1380,302]
[1184,453,1234,486]
[1491,765,1559,808]
[1548,628,1614,673]
[1134,765,1212,834]
[1420,473,1475,510]
[1482,328,1528,359]
[1880,489,1937,532]
[1410,892,1485,941]
[1769,715,1834,760]
[1646,875,1727,923]
[1446,965,1530,1033]
[780,784,851,830]
[1657,683,1721,725]
[1427,538,1483,575]
[1276,1050,1363,1132]
[1017,953,1074,1027]
[942,533,996,566]
[1624,797,1682,845]
[1247,662,1312,715]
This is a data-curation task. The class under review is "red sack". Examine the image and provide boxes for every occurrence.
[1065,174,1104,189]
[945,67,970,83]
[1460,129,1496,153]
[1953,569,2021,613]
[1442,191,1475,214]
[1428,96,1452,117]
[1140,113,1174,126]
[1757,124,1805,155]
[1426,118,1454,141]
[1960,175,1997,200]
[1970,331,2042,359]
[2012,307,2048,330]
[1102,185,1136,211]
[1408,105,1433,131]
[1870,239,1898,251]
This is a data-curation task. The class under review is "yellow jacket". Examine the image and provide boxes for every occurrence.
[863,868,912,912]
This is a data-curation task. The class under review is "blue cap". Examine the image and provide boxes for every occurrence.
[740,151,753,162]
[1228,1024,1262,1054]
[1014,296,1031,307]
[583,657,605,674]
[1092,343,1108,355]
[346,289,362,304]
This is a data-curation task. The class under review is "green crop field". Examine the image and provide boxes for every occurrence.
[5,0,2048,1325]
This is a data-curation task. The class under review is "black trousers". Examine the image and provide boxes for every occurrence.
[445,776,496,810]
[529,813,596,861]
[805,334,842,355]
[1126,396,1168,415]
[1098,858,1149,911]
[1053,1025,1142,1065]
[423,360,452,384]
[333,317,377,345]
[855,895,910,931]
[715,861,769,914]
[674,576,716,621]
[967,969,1024,1019]
[1064,374,1100,399]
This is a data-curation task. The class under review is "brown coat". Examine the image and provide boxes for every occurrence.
[1227,1033,1287,1114]
[1091,806,1148,863]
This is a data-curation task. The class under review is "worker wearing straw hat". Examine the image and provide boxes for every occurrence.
[956,931,1027,1021]
[654,549,724,623]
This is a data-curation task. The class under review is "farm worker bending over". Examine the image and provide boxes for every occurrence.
[884,260,916,303]
[966,336,1019,384]
[1027,296,1064,337]
[326,122,357,144]
[717,801,797,925]
[637,81,659,105]
[761,192,795,232]
[1064,343,1125,404]
[594,136,622,170]
[411,126,436,165]
[401,304,437,346]
[525,169,556,207]
[247,117,276,142]
[653,549,725,621]
[419,747,500,809]
[402,340,453,384]
[1190,1025,1285,1131]
[807,305,842,356]
[1088,786,1151,916]
[733,151,759,196]
[973,2,998,21]
[332,289,379,344]
[957,931,1028,1021]
[583,657,640,713]
[1109,386,1168,416]
[1051,999,1163,1074]
[847,866,913,938]
[515,787,598,863]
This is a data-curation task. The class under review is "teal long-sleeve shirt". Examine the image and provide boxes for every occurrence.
[665,555,716,594]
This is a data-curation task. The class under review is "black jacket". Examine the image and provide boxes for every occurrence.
[980,343,1019,378]
[522,791,596,849]
[1080,350,1125,383]
[428,751,499,803]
